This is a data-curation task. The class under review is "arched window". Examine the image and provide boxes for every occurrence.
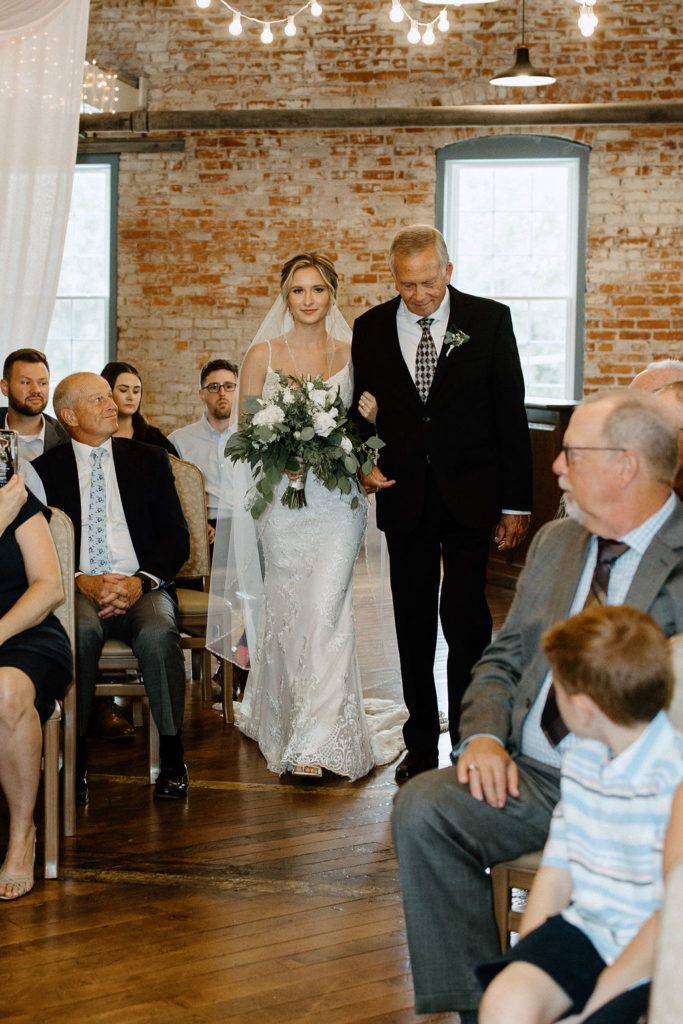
[436,135,589,401]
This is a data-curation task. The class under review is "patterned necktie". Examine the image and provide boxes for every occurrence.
[541,537,630,746]
[88,447,111,573]
[415,316,437,403]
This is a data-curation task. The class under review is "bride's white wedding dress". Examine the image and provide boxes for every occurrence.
[234,362,405,780]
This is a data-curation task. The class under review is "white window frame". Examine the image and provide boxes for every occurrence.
[436,135,589,401]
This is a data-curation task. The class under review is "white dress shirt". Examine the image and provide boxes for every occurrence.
[168,413,231,518]
[396,292,451,383]
[72,438,141,576]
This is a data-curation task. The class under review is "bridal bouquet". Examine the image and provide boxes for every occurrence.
[225,371,384,519]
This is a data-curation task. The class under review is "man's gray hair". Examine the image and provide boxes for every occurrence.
[389,224,450,275]
[583,390,679,487]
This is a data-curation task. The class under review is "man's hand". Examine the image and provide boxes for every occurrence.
[76,572,144,618]
[360,465,396,495]
[207,522,216,546]
[456,736,520,809]
[494,513,530,552]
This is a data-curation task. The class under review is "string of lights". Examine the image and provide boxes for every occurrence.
[388,2,450,46]
[194,0,322,44]
[577,0,598,37]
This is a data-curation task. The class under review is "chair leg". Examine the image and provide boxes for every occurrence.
[63,685,76,837]
[43,713,60,879]
[201,648,214,702]
[148,711,160,784]
[221,661,234,725]
[490,865,511,953]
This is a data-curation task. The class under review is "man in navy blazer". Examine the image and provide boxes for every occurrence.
[352,225,532,782]
[30,372,190,804]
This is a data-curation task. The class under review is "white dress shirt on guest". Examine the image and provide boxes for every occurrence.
[168,413,230,519]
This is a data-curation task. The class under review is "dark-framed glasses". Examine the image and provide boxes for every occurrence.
[561,444,626,466]
[201,382,236,394]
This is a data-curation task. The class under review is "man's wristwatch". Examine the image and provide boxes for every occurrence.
[133,571,154,594]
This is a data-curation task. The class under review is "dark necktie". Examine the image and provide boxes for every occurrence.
[541,537,630,746]
[415,316,437,403]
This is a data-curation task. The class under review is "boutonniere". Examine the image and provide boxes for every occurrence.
[443,327,470,356]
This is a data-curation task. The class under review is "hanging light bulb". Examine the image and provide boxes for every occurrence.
[490,0,555,87]
[228,11,242,35]
[407,20,421,44]
[389,0,404,23]
[310,1,323,16]
[195,0,211,8]
[285,15,297,36]
[423,25,435,45]
[437,8,449,32]
[261,21,273,43]
[577,3,598,37]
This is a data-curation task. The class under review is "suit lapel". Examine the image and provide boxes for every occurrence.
[426,286,466,404]
[380,298,423,403]
[625,506,683,612]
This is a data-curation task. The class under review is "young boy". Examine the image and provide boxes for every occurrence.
[477,604,683,1024]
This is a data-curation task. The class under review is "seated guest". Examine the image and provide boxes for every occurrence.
[27,373,190,805]
[630,357,683,392]
[168,358,237,547]
[391,390,683,1022]
[0,348,67,461]
[478,605,683,1024]
[655,380,683,499]
[101,361,178,456]
[0,474,73,900]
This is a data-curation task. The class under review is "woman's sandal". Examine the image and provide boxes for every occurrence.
[291,764,323,778]
[0,827,36,902]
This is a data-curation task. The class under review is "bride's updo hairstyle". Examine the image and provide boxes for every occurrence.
[280,251,339,303]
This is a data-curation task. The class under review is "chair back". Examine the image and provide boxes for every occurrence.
[668,633,683,732]
[48,507,75,643]
[169,454,210,579]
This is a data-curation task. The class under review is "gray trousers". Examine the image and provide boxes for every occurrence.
[391,756,560,1015]
[76,589,186,737]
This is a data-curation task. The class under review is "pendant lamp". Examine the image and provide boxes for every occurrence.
[490,0,555,87]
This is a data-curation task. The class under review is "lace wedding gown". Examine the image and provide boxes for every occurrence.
[234,363,405,780]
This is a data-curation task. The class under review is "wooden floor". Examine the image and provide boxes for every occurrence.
[1,572,514,1024]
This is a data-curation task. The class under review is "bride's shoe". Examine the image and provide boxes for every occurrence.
[291,764,323,778]
[0,827,36,902]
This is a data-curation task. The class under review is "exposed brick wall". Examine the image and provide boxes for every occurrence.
[86,1,683,431]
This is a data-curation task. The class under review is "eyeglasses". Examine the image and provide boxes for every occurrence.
[201,382,236,394]
[561,445,626,466]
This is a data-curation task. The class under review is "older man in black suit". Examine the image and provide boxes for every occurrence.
[352,225,533,782]
[29,372,190,804]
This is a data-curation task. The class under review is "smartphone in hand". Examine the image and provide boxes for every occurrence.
[0,429,18,487]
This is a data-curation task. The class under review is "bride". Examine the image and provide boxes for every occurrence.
[208,252,404,781]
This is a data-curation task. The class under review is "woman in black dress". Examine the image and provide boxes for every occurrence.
[100,361,178,456]
[0,475,72,900]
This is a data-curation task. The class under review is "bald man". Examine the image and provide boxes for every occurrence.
[28,373,190,805]
[630,358,683,392]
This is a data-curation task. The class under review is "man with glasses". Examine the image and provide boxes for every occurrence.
[392,389,683,1022]
[169,359,238,545]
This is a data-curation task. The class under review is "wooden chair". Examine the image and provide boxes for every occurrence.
[490,631,683,952]
[43,507,77,879]
[95,641,159,784]
[169,455,234,724]
[649,853,683,1024]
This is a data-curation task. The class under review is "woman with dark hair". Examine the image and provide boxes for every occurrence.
[100,361,178,456]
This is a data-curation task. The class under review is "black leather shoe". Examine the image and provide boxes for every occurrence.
[76,771,89,807]
[154,765,189,800]
[394,751,439,784]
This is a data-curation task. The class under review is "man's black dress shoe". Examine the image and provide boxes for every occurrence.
[75,771,89,807]
[154,764,189,800]
[394,751,439,784]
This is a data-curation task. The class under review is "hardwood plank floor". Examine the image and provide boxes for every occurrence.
[1,560,514,1024]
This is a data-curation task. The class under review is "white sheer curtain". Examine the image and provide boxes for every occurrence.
[0,0,90,369]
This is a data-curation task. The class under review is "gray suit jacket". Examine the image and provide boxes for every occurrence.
[460,499,683,758]
[0,407,68,452]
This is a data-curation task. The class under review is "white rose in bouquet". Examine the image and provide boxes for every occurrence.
[253,404,286,428]
[340,435,353,454]
[310,388,328,408]
[312,410,337,437]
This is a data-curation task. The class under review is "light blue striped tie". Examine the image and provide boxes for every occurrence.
[88,448,111,573]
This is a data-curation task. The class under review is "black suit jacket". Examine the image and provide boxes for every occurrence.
[351,285,533,532]
[32,438,189,585]
[0,407,69,451]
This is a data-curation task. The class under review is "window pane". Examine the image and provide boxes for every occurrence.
[443,154,580,400]
[46,163,112,403]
